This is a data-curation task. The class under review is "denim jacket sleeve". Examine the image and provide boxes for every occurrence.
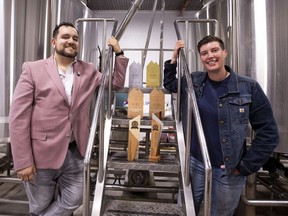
[163,60,179,93]
[236,81,279,176]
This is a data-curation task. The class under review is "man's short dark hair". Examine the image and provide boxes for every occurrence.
[197,35,225,53]
[52,22,77,38]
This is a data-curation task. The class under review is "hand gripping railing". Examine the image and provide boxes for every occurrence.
[174,18,219,216]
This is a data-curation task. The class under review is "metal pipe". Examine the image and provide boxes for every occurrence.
[0,177,22,184]
[241,196,288,207]
[105,184,179,193]
[142,0,158,71]
[174,120,196,215]
[76,18,117,25]
[184,20,189,62]
[107,0,144,117]
[158,0,165,86]
[175,18,219,28]
[230,0,239,71]
[90,118,112,216]
[176,56,182,123]
[124,48,173,52]
[185,92,192,186]
[43,0,51,59]
[244,173,256,215]
[104,20,117,119]
[107,54,113,119]
[0,198,29,205]
[115,0,144,40]
[98,100,105,182]
[0,177,27,205]
[241,169,288,209]
[9,0,16,104]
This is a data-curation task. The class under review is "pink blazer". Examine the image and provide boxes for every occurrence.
[9,55,128,170]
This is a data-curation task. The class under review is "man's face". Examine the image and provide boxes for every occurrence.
[51,26,79,59]
[199,41,227,73]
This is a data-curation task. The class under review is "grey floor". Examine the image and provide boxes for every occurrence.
[1,170,288,216]
[0,175,84,216]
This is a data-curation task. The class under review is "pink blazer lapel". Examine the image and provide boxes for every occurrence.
[70,62,83,108]
[44,56,69,105]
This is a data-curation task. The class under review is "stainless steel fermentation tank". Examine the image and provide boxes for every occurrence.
[0,0,106,138]
[188,0,288,153]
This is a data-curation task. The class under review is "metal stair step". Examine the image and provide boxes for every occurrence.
[107,152,180,172]
[102,199,183,216]
[112,116,175,127]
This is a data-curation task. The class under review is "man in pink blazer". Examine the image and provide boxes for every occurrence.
[9,22,129,216]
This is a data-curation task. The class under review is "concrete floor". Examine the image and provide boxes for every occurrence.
[0,169,84,216]
[0,180,85,216]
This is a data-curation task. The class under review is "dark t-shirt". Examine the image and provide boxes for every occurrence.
[191,75,230,168]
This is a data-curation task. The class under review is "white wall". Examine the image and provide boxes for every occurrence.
[93,10,196,86]
[94,10,195,49]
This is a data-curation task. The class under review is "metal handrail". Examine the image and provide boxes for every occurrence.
[75,18,118,216]
[142,0,158,71]
[141,0,166,86]
[78,1,145,215]
[185,91,192,186]
[159,0,165,84]
[174,18,219,216]
[108,0,144,119]
[114,0,144,40]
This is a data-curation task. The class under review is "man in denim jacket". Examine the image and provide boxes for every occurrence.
[163,35,279,216]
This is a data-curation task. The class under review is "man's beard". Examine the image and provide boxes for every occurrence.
[55,47,78,58]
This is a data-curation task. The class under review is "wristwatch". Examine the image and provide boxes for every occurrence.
[115,50,124,56]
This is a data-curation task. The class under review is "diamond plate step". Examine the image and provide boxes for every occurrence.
[102,199,183,216]
[107,152,180,173]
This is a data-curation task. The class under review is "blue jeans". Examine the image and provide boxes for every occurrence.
[190,156,246,216]
[23,144,84,216]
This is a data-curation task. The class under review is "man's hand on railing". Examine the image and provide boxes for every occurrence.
[107,36,122,54]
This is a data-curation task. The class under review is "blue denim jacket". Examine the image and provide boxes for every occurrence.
[163,60,279,176]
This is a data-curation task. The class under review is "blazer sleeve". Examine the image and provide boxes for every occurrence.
[111,56,129,90]
[9,62,35,170]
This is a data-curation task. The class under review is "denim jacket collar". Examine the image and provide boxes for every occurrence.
[193,65,240,96]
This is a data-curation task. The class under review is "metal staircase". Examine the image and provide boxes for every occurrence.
[78,1,197,214]
[88,91,194,216]
[81,1,217,216]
